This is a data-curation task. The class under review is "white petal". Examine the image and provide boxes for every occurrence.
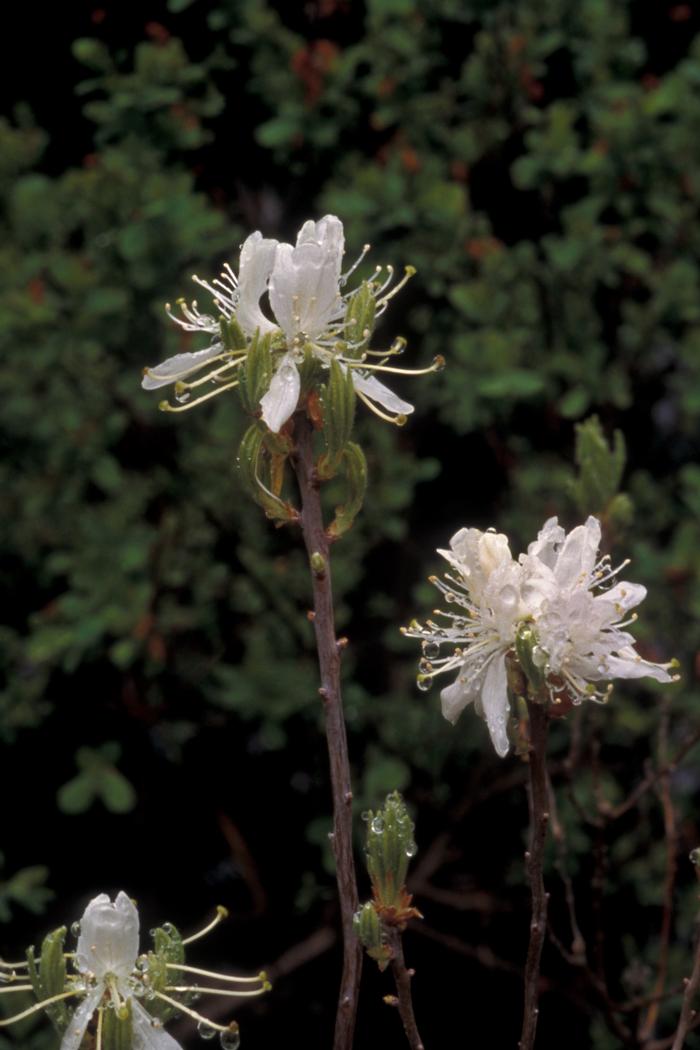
[599,647,675,683]
[553,516,601,589]
[236,231,278,336]
[259,353,301,432]
[598,581,647,613]
[351,372,414,416]
[526,516,565,569]
[440,670,478,725]
[60,988,103,1050]
[479,655,510,757]
[269,241,342,341]
[132,1000,183,1050]
[142,345,223,390]
[76,891,139,980]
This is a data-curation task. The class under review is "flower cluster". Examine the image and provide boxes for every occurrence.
[403,516,677,757]
[0,892,269,1050]
[143,215,442,431]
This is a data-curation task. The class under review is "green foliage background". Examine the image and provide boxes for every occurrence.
[1,1,699,1047]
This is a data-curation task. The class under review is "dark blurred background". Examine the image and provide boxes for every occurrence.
[2,1,700,1047]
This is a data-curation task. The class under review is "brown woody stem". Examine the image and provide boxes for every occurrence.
[670,906,700,1050]
[519,698,550,1050]
[386,927,425,1050]
[291,412,362,1050]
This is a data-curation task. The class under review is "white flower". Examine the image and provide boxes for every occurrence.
[0,892,268,1048]
[62,892,180,1050]
[143,215,439,432]
[404,516,677,757]
[521,516,677,703]
[403,527,529,757]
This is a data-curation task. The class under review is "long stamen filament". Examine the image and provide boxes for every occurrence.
[178,356,246,390]
[150,990,232,1033]
[376,265,416,307]
[159,379,239,414]
[0,985,34,994]
[165,963,267,984]
[165,985,268,998]
[355,389,406,426]
[0,962,30,970]
[181,906,228,947]
[347,356,443,377]
[0,989,80,1027]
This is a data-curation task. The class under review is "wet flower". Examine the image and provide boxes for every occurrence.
[403,517,677,757]
[402,527,528,757]
[142,215,442,431]
[0,891,269,1050]
[521,516,677,704]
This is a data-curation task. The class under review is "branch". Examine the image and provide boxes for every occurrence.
[669,927,700,1050]
[519,699,550,1050]
[639,699,678,1042]
[610,728,700,821]
[386,928,425,1050]
[291,413,362,1050]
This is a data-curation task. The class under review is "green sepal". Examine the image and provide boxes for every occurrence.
[238,330,273,413]
[144,922,185,1023]
[353,902,391,971]
[219,315,247,352]
[26,926,70,1033]
[237,423,298,523]
[514,623,546,694]
[318,360,356,480]
[327,442,367,538]
[103,997,133,1050]
[343,280,376,359]
[364,792,417,911]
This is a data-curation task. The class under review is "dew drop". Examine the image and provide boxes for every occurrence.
[445,593,456,604]
[405,840,417,858]
[136,956,150,973]
[421,641,441,660]
[499,585,518,609]
[361,810,371,822]
[418,658,432,674]
[416,676,433,693]
[175,391,191,404]
[371,816,384,834]
[220,1026,241,1050]
[161,922,177,937]
[197,1021,217,1040]
[70,921,81,938]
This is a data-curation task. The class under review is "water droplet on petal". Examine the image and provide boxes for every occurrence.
[198,1020,217,1040]
[405,840,417,858]
[422,641,441,660]
[499,585,518,610]
[416,675,432,692]
[371,816,384,834]
[70,922,81,938]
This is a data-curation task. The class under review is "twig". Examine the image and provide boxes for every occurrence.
[519,699,550,1050]
[669,925,700,1050]
[610,727,700,821]
[291,414,362,1050]
[639,698,678,1041]
[386,928,425,1050]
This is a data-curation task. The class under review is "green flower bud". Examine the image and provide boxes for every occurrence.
[364,791,417,913]
[353,902,391,971]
